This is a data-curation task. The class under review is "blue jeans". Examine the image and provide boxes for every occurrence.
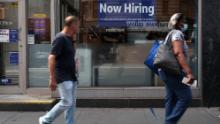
[41,81,77,124]
[159,70,192,124]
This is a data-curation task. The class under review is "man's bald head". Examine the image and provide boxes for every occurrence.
[64,16,78,27]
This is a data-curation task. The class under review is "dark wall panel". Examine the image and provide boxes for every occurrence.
[202,0,220,106]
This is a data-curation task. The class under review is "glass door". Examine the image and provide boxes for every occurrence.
[27,0,51,87]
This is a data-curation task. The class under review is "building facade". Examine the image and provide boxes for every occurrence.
[0,0,219,106]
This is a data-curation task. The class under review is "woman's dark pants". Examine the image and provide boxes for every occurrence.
[159,71,192,124]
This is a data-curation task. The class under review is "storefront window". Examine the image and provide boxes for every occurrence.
[27,0,51,87]
[77,0,198,87]
[0,1,19,85]
[27,0,198,88]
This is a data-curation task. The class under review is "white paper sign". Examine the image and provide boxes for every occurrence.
[0,29,9,43]
[28,34,35,44]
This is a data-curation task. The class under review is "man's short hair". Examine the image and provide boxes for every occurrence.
[64,16,78,27]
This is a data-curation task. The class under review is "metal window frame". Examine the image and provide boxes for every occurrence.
[198,0,203,104]
[18,0,27,94]
[50,0,203,99]
[0,0,25,94]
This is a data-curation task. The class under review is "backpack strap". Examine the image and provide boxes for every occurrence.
[164,30,174,45]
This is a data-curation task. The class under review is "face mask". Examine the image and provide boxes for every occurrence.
[181,24,188,32]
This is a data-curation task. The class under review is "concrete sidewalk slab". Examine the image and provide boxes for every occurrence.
[0,108,219,124]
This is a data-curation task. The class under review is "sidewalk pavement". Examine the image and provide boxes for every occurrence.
[0,108,219,124]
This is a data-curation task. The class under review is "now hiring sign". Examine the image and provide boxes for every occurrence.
[98,0,155,27]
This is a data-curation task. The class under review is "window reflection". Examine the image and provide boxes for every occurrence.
[77,0,198,87]
[27,0,51,87]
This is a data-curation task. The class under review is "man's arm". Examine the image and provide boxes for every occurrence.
[48,54,57,91]
[172,41,195,84]
[49,36,64,91]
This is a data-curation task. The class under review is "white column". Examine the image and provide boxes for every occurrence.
[18,0,27,94]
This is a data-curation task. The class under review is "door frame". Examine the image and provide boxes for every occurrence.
[26,0,57,96]
[18,0,27,94]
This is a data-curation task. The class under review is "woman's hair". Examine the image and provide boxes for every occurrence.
[168,13,184,30]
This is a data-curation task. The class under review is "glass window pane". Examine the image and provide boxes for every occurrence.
[27,0,51,44]
[78,0,198,87]
[27,0,51,87]
[0,1,19,85]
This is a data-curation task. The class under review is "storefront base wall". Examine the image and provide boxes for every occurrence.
[47,87,201,107]
[202,0,220,106]
[26,87,201,100]
[46,87,201,99]
[0,86,22,94]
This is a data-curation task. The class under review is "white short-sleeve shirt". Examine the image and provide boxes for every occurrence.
[171,30,189,62]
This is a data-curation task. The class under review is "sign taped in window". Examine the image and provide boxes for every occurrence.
[98,0,155,27]
[0,7,5,19]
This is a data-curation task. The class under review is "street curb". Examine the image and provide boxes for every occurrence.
[76,98,202,108]
[0,99,56,111]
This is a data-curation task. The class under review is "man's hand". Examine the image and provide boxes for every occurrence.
[186,73,195,85]
[49,77,57,91]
